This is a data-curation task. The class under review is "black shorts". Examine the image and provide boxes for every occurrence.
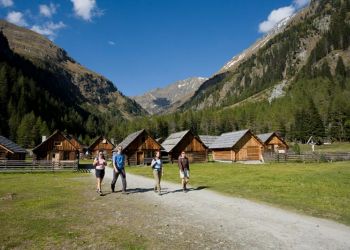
[95,169,105,179]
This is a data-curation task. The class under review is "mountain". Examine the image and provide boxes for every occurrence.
[131,77,207,114]
[181,0,350,111]
[0,20,145,118]
[115,0,350,143]
[0,19,145,146]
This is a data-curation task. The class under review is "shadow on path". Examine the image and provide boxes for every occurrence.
[161,186,209,195]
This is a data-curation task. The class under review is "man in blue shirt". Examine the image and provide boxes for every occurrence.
[111,146,127,193]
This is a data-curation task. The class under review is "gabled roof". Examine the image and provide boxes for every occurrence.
[257,132,275,143]
[257,132,288,146]
[199,135,220,148]
[210,129,261,149]
[118,129,145,150]
[89,136,115,150]
[32,130,79,152]
[0,136,26,154]
[162,130,191,153]
[65,134,88,149]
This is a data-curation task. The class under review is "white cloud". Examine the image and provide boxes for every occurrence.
[39,3,58,17]
[6,11,28,27]
[70,0,101,21]
[294,0,310,8]
[0,0,13,8]
[259,6,295,33]
[31,21,66,40]
[108,41,115,46]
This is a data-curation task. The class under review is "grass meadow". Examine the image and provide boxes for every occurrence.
[128,161,350,225]
[0,172,146,249]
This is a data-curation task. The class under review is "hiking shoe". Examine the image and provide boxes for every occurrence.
[111,185,115,193]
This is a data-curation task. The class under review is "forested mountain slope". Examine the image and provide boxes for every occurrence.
[0,20,145,147]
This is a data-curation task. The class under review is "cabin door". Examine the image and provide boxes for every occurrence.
[52,152,60,162]
[137,152,144,165]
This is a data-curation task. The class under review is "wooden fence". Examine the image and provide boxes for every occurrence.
[264,152,350,163]
[0,160,79,172]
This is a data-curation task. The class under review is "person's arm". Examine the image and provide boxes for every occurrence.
[112,155,118,172]
[151,159,156,168]
[93,158,98,167]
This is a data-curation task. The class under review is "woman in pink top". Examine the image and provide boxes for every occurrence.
[93,151,107,195]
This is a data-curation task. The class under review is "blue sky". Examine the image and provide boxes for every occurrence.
[0,0,310,96]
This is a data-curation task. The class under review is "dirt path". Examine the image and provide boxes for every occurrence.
[94,167,350,250]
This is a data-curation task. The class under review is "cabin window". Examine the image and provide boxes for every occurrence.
[54,141,62,146]
[102,139,107,144]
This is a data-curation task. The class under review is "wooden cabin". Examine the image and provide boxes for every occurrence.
[210,129,264,162]
[118,129,163,166]
[32,130,79,161]
[89,136,115,159]
[257,132,288,153]
[0,136,26,160]
[65,134,88,155]
[162,130,208,163]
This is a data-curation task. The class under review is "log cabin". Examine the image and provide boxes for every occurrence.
[257,132,288,153]
[32,130,79,161]
[118,129,163,166]
[65,134,88,155]
[89,136,115,159]
[162,130,208,163]
[210,129,264,162]
[0,136,26,160]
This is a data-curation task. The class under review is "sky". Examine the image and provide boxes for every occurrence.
[0,0,310,96]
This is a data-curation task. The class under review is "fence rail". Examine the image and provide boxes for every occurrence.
[264,152,350,163]
[0,160,79,172]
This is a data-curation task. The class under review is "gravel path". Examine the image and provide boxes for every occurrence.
[97,167,350,250]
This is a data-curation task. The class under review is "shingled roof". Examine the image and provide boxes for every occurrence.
[162,130,190,153]
[199,135,220,148]
[118,129,145,150]
[0,136,26,154]
[89,135,115,150]
[210,129,252,149]
[33,130,79,152]
[257,132,274,143]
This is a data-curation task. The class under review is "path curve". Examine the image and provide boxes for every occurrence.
[97,167,350,250]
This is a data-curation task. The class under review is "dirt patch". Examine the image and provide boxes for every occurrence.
[0,193,16,201]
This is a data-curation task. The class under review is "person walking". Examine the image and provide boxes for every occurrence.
[151,151,163,195]
[93,151,107,196]
[178,151,190,192]
[111,146,127,193]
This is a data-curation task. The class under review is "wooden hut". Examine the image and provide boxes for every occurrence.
[32,130,79,161]
[257,132,288,153]
[210,129,264,162]
[118,129,163,166]
[65,134,88,155]
[162,130,208,163]
[0,136,26,160]
[89,136,115,159]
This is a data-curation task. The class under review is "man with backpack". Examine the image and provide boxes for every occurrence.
[111,146,127,193]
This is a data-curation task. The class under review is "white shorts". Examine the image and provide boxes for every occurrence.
[179,169,190,179]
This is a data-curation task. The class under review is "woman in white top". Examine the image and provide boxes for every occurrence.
[151,151,163,195]
[93,151,107,195]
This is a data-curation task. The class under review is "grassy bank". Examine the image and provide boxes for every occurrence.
[298,142,350,153]
[0,172,146,249]
[128,161,350,225]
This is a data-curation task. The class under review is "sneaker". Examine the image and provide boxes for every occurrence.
[111,185,115,193]
[99,190,103,196]
[158,191,161,196]
[121,190,127,195]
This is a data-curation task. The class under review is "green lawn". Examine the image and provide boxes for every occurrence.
[297,142,350,153]
[0,172,146,249]
[128,161,350,225]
